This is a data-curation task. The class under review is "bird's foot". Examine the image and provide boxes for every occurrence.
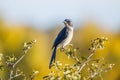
[60,47,66,52]
[67,44,73,48]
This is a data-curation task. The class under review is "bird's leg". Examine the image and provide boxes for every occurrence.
[60,46,66,52]
[67,44,73,47]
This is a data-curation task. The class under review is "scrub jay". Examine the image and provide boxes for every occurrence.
[49,19,74,68]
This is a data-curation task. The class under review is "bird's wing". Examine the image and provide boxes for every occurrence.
[52,27,68,48]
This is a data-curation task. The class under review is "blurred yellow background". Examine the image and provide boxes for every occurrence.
[0,18,120,80]
[0,1,120,79]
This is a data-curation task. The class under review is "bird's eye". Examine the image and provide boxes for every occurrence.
[68,21,70,22]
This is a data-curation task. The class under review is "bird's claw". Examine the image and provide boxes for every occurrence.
[60,48,66,52]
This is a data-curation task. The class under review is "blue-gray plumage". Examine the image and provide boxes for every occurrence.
[49,19,73,69]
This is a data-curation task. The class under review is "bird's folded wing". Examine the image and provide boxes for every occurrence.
[52,27,68,48]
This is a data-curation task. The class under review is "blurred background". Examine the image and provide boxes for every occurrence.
[0,0,120,80]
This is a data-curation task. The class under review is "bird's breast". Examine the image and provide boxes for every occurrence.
[61,27,73,47]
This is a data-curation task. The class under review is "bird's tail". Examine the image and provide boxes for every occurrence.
[49,47,57,69]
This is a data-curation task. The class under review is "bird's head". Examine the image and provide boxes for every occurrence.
[63,19,73,27]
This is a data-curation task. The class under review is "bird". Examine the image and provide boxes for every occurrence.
[49,19,74,69]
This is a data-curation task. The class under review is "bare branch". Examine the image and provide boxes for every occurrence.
[8,40,36,80]
[78,50,96,72]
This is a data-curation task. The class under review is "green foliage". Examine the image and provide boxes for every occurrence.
[43,37,114,80]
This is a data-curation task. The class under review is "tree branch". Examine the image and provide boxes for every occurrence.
[78,37,107,73]
[8,40,36,80]
[78,50,96,73]
[9,50,28,80]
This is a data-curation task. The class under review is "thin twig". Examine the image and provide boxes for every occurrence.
[30,71,39,80]
[13,73,22,79]
[9,50,28,80]
[87,68,103,80]
[8,40,36,80]
[13,50,27,68]
[78,50,96,72]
